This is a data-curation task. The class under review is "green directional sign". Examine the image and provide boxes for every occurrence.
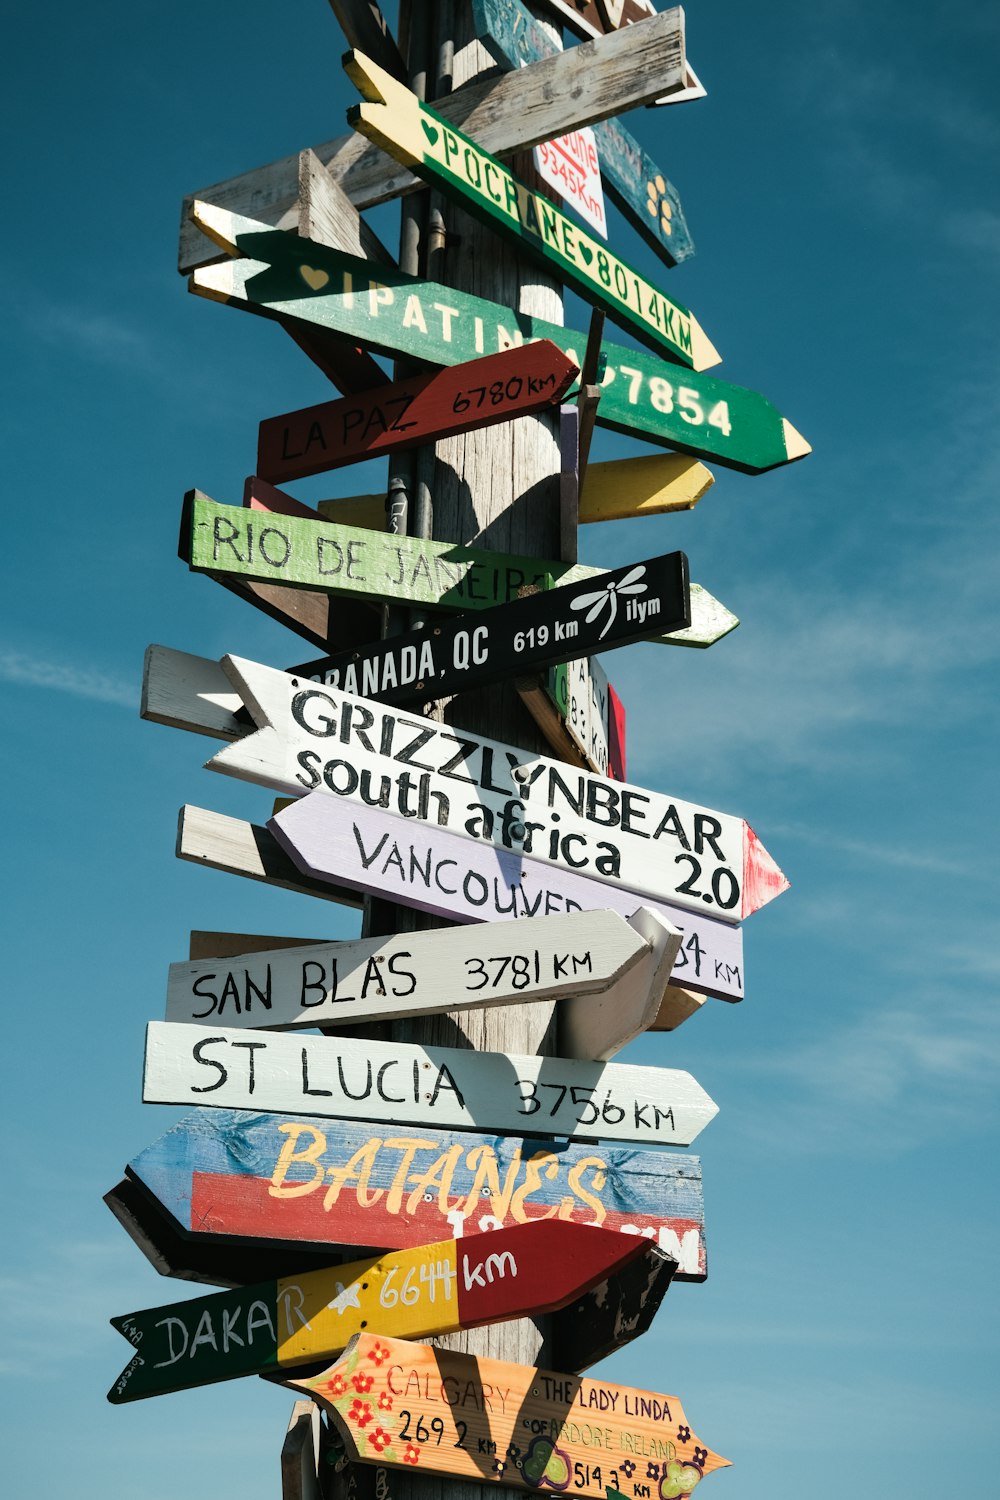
[192,202,810,473]
[345,50,716,369]
[183,493,735,648]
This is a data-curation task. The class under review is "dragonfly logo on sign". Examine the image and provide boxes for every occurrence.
[571,564,653,637]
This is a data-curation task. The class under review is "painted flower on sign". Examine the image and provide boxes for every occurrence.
[403,1445,421,1465]
[368,1342,391,1366]
[378,1392,394,1412]
[368,1428,392,1454]
[646,175,673,238]
[348,1399,373,1428]
[352,1372,374,1393]
[323,1374,348,1398]
[570,565,648,639]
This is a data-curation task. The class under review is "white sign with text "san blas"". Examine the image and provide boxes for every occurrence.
[207,655,788,922]
[165,907,682,1062]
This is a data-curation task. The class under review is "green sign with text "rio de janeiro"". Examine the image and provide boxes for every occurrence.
[191,203,810,474]
[183,493,734,648]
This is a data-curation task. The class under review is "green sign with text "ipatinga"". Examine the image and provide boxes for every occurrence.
[192,203,810,474]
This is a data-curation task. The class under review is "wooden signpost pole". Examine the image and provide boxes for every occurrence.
[365,19,578,1500]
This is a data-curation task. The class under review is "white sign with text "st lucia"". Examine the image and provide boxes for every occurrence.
[143,1020,718,1146]
[206,655,788,922]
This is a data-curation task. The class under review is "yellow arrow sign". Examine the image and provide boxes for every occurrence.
[579,452,714,522]
[314,453,715,531]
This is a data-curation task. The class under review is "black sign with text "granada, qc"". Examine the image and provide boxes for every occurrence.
[288,552,690,705]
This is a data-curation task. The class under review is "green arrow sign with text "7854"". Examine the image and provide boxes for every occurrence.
[191,203,811,473]
[345,50,717,370]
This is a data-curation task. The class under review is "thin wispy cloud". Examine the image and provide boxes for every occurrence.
[790,41,1000,268]
[0,647,133,707]
[33,303,158,371]
[768,819,968,876]
[624,587,999,782]
[654,1316,975,1353]
[623,394,1000,786]
[0,1238,144,1375]
[714,986,1000,1156]
[0,284,247,421]
[686,1370,998,1455]
[812,47,1000,149]
[947,206,1000,256]
[931,939,1000,982]
[829,127,1000,265]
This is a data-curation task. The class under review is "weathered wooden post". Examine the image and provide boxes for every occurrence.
[364,26,576,1492]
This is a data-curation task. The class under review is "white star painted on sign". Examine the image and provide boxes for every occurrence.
[327,1280,362,1315]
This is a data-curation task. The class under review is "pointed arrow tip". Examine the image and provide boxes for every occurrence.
[743,826,790,916]
[782,418,812,461]
[190,260,238,302]
[690,460,715,501]
[190,199,236,253]
[344,47,397,105]
[690,322,722,371]
[107,1346,144,1404]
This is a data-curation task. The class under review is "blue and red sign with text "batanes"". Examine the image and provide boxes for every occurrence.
[124,1109,707,1278]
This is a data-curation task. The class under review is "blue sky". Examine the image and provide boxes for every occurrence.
[2,0,998,1496]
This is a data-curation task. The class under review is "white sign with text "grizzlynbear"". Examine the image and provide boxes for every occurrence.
[207,655,788,922]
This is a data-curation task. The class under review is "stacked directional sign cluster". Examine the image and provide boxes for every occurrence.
[108,2,807,1496]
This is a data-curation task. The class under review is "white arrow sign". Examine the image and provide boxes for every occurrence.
[165,907,681,1061]
[268,795,745,1001]
[143,1021,718,1146]
[205,654,787,922]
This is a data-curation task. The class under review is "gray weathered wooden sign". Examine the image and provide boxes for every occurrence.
[143,1020,719,1145]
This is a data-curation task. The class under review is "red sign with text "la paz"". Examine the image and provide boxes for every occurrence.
[257,341,578,484]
